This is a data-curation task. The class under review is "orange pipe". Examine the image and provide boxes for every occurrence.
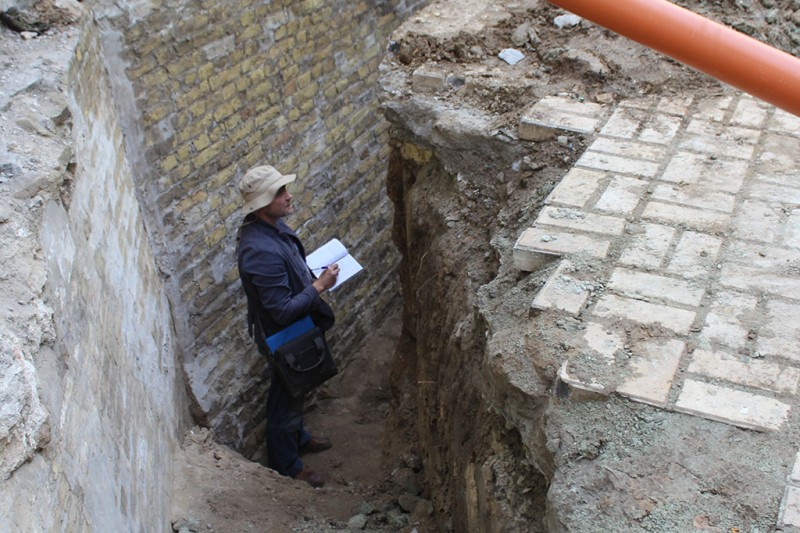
[546,0,800,117]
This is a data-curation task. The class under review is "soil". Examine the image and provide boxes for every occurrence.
[2,0,800,531]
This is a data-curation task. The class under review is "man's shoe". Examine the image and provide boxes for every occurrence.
[300,436,332,454]
[294,465,324,488]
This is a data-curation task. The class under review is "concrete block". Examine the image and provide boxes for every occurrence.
[583,322,623,363]
[721,241,800,270]
[651,184,736,213]
[748,181,800,204]
[758,300,800,362]
[537,206,625,236]
[680,120,758,159]
[545,167,605,208]
[667,231,722,279]
[594,176,648,216]
[780,486,800,527]
[720,264,800,301]
[531,260,591,315]
[784,209,800,249]
[617,339,685,408]
[558,361,611,396]
[695,96,732,122]
[732,200,780,243]
[642,202,730,233]
[608,267,705,306]
[731,97,769,128]
[592,294,696,334]
[688,349,800,395]
[699,290,758,350]
[600,107,646,139]
[519,114,600,141]
[576,151,659,178]
[675,379,790,431]
[790,451,800,484]
[588,137,667,161]
[618,223,676,270]
[513,227,610,271]
[661,151,747,194]
[639,114,682,144]
[519,96,607,141]
[771,109,800,136]
[655,96,693,116]
[412,65,447,91]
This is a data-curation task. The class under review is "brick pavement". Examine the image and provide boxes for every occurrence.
[513,93,800,528]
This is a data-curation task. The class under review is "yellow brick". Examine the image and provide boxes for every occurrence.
[213,99,240,121]
[189,100,207,119]
[144,104,170,125]
[161,154,178,172]
[205,225,227,247]
[198,62,215,81]
[193,145,218,168]
[224,113,241,130]
[176,189,207,214]
[274,25,287,41]
[221,83,237,102]
[193,134,211,151]
[287,107,301,121]
[401,143,433,165]
[240,9,255,26]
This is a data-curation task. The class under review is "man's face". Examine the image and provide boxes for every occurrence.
[263,186,293,220]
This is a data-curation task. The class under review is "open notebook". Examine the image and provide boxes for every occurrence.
[306,238,363,291]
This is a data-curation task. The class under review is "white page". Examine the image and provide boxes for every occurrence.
[306,238,348,271]
[306,238,364,290]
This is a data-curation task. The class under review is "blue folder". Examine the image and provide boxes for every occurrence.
[266,316,315,353]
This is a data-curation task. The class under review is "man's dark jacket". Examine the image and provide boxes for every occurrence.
[237,215,334,353]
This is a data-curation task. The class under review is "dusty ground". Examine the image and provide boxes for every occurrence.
[170,310,435,533]
[3,0,800,531]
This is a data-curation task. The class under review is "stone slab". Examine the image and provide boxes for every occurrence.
[688,349,800,395]
[537,206,625,235]
[519,96,607,140]
[618,223,676,270]
[642,202,730,233]
[608,268,705,306]
[661,151,748,194]
[675,379,790,431]
[577,151,659,178]
[639,114,682,144]
[600,107,646,139]
[699,290,758,350]
[790,452,800,484]
[720,264,800,301]
[513,227,610,271]
[757,300,800,363]
[732,200,780,243]
[651,183,736,213]
[748,181,800,205]
[617,339,685,408]
[665,231,723,280]
[588,137,668,161]
[772,109,800,136]
[531,260,590,315]
[779,486,800,527]
[592,294,696,334]
[594,176,647,216]
[545,167,605,208]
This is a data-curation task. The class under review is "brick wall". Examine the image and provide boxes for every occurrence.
[0,20,192,532]
[102,0,427,454]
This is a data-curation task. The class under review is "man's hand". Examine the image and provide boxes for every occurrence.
[313,263,340,294]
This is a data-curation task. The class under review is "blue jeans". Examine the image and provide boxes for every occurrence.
[266,365,311,477]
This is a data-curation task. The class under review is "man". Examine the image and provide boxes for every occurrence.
[236,164,340,487]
